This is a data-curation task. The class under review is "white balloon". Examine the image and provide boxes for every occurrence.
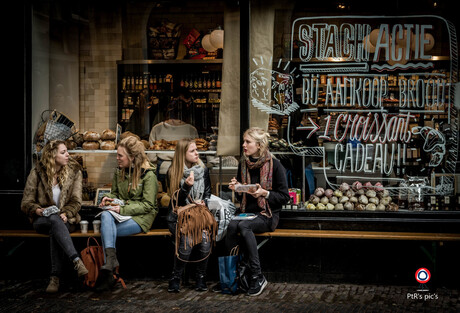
[210,29,224,49]
[363,35,376,53]
[202,34,217,52]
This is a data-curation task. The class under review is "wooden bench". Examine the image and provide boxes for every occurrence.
[1,229,459,241]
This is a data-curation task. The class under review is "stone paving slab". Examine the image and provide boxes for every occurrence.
[0,279,459,313]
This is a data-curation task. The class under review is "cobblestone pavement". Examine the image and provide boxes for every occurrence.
[1,279,459,313]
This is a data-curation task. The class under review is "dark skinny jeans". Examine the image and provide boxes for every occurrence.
[33,214,78,277]
[168,222,211,279]
[224,214,272,276]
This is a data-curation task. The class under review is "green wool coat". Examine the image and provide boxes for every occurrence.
[106,164,158,233]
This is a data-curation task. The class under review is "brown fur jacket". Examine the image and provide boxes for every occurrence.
[21,160,83,224]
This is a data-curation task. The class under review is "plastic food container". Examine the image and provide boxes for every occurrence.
[234,184,258,193]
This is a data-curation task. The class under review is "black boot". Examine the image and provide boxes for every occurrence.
[95,270,115,292]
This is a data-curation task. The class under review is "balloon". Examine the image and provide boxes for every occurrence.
[202,34,217,52]
[210,29,224,49]
[369,28,391,46]
[424,33,435,51]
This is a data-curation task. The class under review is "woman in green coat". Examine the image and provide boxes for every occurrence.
[97,136,158,290]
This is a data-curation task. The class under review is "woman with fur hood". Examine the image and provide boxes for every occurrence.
[21,140,88,293]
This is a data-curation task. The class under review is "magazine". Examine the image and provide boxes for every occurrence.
[95,209,132,223]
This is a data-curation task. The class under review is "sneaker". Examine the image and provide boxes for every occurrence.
[73,259,89,277]
[195,275,208,292]
[212,282,222,293]
[247,274,267,296]
[168,277,180,293]
[46,276,59,293]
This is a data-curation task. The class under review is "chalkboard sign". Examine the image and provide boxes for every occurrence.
[95,188,111,206]
[250,14,458,200]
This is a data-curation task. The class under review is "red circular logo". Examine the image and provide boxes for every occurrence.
[415,268,431,284]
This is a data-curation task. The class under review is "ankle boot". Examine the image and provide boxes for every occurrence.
[101,248,119,272]
[46,276,59,293]
[73,259,89,277]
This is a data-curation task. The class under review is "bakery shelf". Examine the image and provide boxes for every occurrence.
[69,149,217,155]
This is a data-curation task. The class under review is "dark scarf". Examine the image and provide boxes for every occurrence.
[240,150,273,217]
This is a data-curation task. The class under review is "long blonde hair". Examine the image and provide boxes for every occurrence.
[168,139,203,195]
[40,140,76,188]
[118,136,152,190]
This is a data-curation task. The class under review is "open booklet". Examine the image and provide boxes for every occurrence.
[95,209,132,223]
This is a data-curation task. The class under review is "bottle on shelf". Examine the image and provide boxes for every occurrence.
[216,74,221,88]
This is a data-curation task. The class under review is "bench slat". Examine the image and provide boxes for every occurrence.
[1,229,459,241]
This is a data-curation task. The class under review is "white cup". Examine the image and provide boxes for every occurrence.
[92,220,101,234]
[80,220,89,233]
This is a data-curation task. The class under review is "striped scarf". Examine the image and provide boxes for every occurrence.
[240,150,273,217]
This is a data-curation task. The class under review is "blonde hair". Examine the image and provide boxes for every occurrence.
[168,139,203,195]
[243,127,270,156]
[117,136,151,190]
[40,140,75,188]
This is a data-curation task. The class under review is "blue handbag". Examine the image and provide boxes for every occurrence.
[218,246,240,294]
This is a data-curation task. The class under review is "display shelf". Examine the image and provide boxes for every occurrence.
[116,59,223,65]
[69,149,217,155]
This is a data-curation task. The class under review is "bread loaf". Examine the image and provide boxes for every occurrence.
[120,131,140,141]
[83,131,100,142]
[101,129,116,140]
[83,141,100,150]
[100,140,116,150]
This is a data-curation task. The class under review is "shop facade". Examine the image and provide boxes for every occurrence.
[7,0,460,231]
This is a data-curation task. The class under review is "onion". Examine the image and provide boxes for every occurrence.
[376,204,385,211]
[349,196,358,203]
[366,203,377,211]
[316,203,326,210]
[333,189,343,197]
[344,202,354,210]
[369,197,379,205]
[357,189,365,195]
[364,182,373,189]
[314,187,325,197]
[352,181,362,191]
[355,204,366,211]
[326,203,335,210]
[330,196,339,205]
[374,182,384,191]
[366,190,377,198]
[321,196,329,205]
[380,196,391,206]
[345,189,355,198]
[309,195,320,205]
[359,195,369,204]
[306,203,316,210]
[324,189,334,198]
[339,196,349,203]
[339,182,350,192]
[334,203,344,210]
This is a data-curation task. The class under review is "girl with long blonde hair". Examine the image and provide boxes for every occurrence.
[21,140,88,293]
[97,136,158,291]
[166,138,212,293]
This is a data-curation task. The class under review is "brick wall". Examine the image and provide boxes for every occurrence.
[78,4,123,187]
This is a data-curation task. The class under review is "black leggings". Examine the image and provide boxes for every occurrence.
[225,214,273,276]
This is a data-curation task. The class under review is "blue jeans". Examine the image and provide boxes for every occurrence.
[100,211,142,256]
[33,214,78,276]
